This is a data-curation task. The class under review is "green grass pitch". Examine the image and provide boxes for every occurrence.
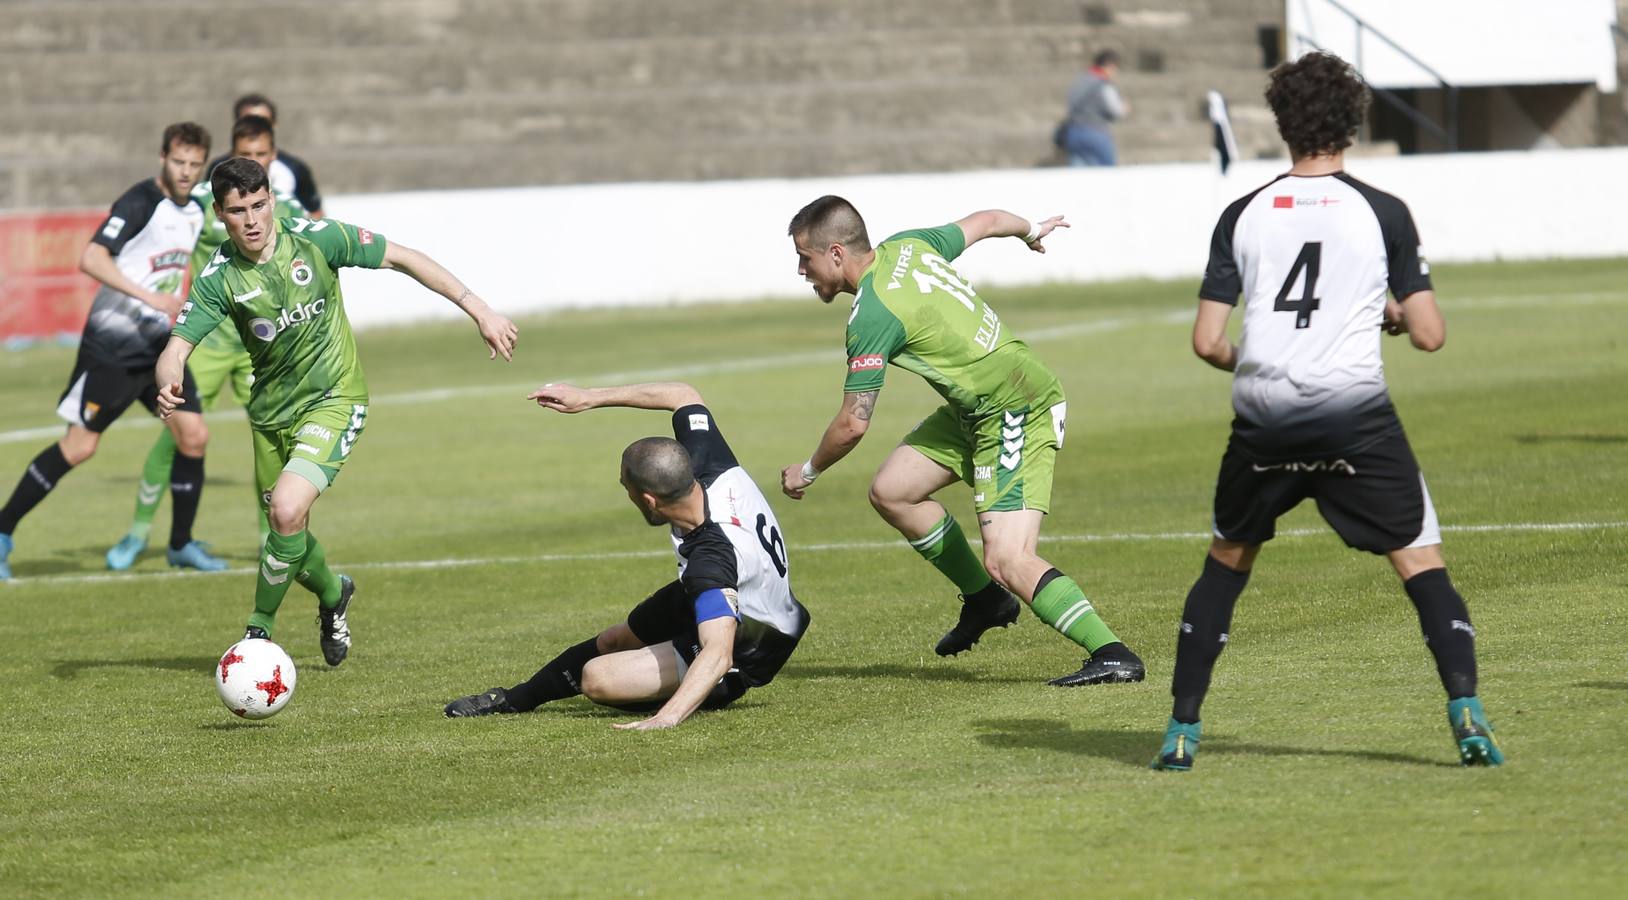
[0,258,1624,897]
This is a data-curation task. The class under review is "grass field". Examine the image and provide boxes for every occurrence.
[1,257,1625,897]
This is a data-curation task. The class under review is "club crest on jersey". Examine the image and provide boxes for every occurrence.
[290,258,313,286]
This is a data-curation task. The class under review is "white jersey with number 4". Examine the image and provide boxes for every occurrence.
[1200,172,1433,460]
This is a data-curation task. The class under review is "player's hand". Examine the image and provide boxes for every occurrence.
[1382,298,1408,335]
[147,291,183,320]
[526,382,595,413]
[781,464,813,500]
[1026,215,1070,253]
[613,714,680,731]
[475,308,518,361]
[155,382,185,419]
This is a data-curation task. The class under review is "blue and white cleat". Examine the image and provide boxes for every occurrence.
[106,534,148,571]
[0,532,12,581]
[167,540,228,572]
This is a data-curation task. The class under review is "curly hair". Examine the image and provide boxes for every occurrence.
[1265,51,1371,158]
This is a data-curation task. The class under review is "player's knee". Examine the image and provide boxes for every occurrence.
[265,499,305,535]
[579,659,614,703]
[981,548,1017,589]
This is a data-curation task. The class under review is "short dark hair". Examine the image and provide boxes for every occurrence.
[233,93,278,123]
[211,157,270,206]
[1093,49,1121,68]
[1266,51,1371,158]
[787,195,871,253]
[161,122,211,157]
[621,437,696,504]
[231,115,276,149]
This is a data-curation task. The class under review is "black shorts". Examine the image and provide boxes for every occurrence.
[626,580,803,710]
[56,347,201,433]
[1211,429,1441,554]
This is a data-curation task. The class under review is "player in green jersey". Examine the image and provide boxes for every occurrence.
[781,195,1143,686]
[106,116,301,571]
[155,158,518,665]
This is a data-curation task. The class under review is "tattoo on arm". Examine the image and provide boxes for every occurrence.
[851,391,878,421]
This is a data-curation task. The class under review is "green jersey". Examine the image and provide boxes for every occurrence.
[174,216,387,431]
[844,224,1058,419]
[186,181,307,355]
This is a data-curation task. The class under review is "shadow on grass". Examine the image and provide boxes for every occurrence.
[1512,433,1628,445]
[52,656,216,680]
[1576,680,1628,691]
[787,662,1036,685]
[972,718,1455,768]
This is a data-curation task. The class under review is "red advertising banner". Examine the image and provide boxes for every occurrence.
[0,210,104,345]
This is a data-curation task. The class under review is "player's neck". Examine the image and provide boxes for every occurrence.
[251,228,279,264]
[664,488,708,535]
[1288,151,1344,177]
[844,249,877,293]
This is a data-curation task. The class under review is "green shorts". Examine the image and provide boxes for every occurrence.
[252,402,368,506]
[188,345,253,410]
[904,399,1068,513]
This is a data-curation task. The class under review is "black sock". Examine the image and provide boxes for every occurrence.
[1403,568,1478,700]
[506,637,602,712]
[0,444,74,536]
[168,452,205,551]
[1171,555,1251,724]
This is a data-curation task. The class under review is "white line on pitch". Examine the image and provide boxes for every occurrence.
[3,520,1621,589]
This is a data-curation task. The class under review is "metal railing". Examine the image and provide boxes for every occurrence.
[1295,0,1459,151]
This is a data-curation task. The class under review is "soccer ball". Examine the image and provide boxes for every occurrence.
[216,638,297,720]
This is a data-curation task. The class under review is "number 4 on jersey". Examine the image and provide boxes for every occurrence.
[1274,241,1322,329]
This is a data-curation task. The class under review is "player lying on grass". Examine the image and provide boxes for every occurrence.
[445,382,810,729]
[1151,51,1502,771]
[780,196,1142,686]
[156,157,517,666]
[107,114,306,571]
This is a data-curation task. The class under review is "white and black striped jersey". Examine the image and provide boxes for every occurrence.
[82,179,204,367]
[1201,172,1433,460]
[668,405,809,645]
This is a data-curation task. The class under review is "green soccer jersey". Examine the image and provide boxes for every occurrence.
[844,224,1059,419]
[186,182,307,355]
[174,216,387,431]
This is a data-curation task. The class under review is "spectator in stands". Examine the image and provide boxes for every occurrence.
[1060,50,1128,167]
[209,93,324,217]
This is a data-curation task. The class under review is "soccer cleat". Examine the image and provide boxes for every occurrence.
[935,583,1022,656]
[243,625,270,641]
[317,575,355,667]
[167,540,228,571]
[105,533,148,570]
[444,687,515,718]
[0,532,11,581]
[1449,696,1504,767]
[1151,718,1201,771]
[1048,644,1146,686]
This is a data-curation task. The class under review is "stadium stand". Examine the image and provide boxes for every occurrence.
[2,0,1291,209]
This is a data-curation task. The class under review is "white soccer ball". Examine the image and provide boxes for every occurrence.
[216,638,297,720]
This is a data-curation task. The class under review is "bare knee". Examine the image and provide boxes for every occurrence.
[981,547,1019,590]
[579,658,612,703]
[58,431,99,466]
[266,497,306,535]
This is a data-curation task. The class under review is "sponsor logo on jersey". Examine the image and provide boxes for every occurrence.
[298,423,334,441]
[1417,246,1430,275]
[1251,459,1356,475]
[974,465,993,482]
[102,216,126,238]
[1275,195,1342,209]
[149,248,190,272]
[290,258,313,286]
[176,301,192,325]
[848,354,885,372]
[689,413,710,431]
[1273,196,1294,209]
[233,287,263,305]
[248,297,327,342]
[295,442,321,456]
[358,229,374,245]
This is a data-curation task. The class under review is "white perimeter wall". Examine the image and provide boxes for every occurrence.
[330,148,1628,330]
[1287,0,1620,90]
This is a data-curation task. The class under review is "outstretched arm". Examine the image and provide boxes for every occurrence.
[781,389,876,499]
[953,210,1069,253]
[381,242,518,361]
[527,381,704,413]
[154,335,197,418]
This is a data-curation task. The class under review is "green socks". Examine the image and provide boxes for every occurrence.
[296,532,343,608]
[909,514,994,595]
[1031,572,1120,653]
[128,429,177,541]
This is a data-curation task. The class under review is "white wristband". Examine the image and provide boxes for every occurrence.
[801,460,821,483]
[1024,220,1042,243]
